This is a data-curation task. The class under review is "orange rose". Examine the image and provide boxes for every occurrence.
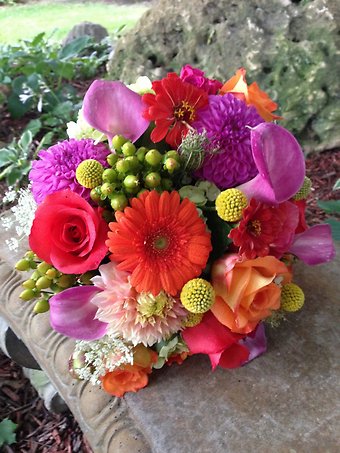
[219,68,282,122]
[101,345,158,397]
[211,254,291,334]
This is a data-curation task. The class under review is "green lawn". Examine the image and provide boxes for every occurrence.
[0,1,148,44]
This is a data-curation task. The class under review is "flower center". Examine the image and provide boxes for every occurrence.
[145,228,173,257]
[137,292,171,319]
[248,219,262,236]
[153,235,169,250]
[174,100,196,123]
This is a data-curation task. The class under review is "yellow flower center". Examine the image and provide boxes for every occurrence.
[137,291,173,321]
[174,100,196,122]
[248,219,262,236]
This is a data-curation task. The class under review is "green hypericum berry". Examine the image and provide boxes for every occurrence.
[20,288,36,301]
[110,193,128,211]
[25,251,35,260]
[116,159,131,174]
[102,168,118,183]
[145,172,161,188]
[31,270,41,281]
[36,276,52,290]
[50,283,64,293]
[136,147,148,162]
[29,261,37,270]
[164,150,181,162]
[107,153,119,167]
[161,178,173,190]
[164,157,180,173]
[15,259,31,272]
[125,156,140,172]
[58,275,76,289]
[22,279,36,290]
[112,135,128,152]
[45,268,58,280]
[37,262,52,275]
[33,298,50,314]
[101,182,116,196]
[123,175,140,190]
[121,141,136,156]
[145,149,162,167]
[90,188,102,203]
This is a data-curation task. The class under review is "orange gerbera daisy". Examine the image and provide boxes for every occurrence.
[106,190,212,296]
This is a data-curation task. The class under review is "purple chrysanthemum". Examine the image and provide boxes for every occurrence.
[29,139,110,203]
[193,94,264,189]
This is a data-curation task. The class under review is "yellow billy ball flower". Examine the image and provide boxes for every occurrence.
[215,188,248,222]
[180,278,215,314]
[182,312,204,328]
[76,159,104,188]
[293,176,312,201]
[280,283,305,312]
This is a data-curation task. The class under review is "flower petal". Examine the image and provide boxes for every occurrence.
[289,224,336,265]
[238,123,305,204]
[242,323,267,363]
[49,286,107,340]
[82,80,150,143]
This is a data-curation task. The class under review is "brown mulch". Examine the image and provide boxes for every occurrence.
[0,354,93,453]
[0,145,339,451]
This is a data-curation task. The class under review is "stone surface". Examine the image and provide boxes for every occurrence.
[108,0,340,154]
[0,211,339,452]
[63,21,108,46]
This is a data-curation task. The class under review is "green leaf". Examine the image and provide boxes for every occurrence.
[0,149,17,167]
[25,118,42,137]
[18,130,33,150]
[31,32,46,47]
[58,36,91,60]
[7,167,25,186]
[333,179,340,191]
[0,418,17,447]
[317,199,340,214]
[325,218,340,242]
[7,92,33,119]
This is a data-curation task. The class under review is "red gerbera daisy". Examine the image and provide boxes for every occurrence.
[228,198,299,259]
[106,190,212,296]
[142,73,209,148]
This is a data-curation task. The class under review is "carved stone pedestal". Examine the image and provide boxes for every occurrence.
[0,212,339,453]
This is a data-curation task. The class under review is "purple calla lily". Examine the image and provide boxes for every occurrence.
[237,123,305,204]
[82,80,150,143]
[289,224,336,265]
[242,323,267,363]
[49,286,107,340]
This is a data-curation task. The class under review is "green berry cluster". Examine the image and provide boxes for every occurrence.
[90,135,181,211]
[15,251,95,314]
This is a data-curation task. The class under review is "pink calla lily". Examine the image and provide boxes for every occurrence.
[241,323,267,363]
[289,224,336,265]
[237,123,305,204]
[82,80,150,143]
[49,286,107,340]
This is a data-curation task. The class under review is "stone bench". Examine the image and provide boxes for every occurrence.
[0,212,339,453]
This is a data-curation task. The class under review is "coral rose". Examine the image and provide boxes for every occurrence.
[29,189,108,274]
[220,68,282,122]
[211,255,290,334]
[101,345,157,397]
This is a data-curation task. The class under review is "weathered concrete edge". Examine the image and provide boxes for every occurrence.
[0,256,153,453]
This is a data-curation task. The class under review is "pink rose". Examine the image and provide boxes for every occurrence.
[29,190,108,274]
[180,64,222,94]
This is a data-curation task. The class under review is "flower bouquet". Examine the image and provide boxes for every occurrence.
[13,66,335,397]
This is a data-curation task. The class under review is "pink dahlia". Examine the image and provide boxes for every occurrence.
[29,139,110,203]
[91,262,187,347]
[193,93,263,189]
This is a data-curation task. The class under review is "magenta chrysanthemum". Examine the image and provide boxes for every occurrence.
[91,263,188,347]
[29,139,110,203]
[193,94,264,189]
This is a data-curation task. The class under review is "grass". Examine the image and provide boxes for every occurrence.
[0,1,148,44]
